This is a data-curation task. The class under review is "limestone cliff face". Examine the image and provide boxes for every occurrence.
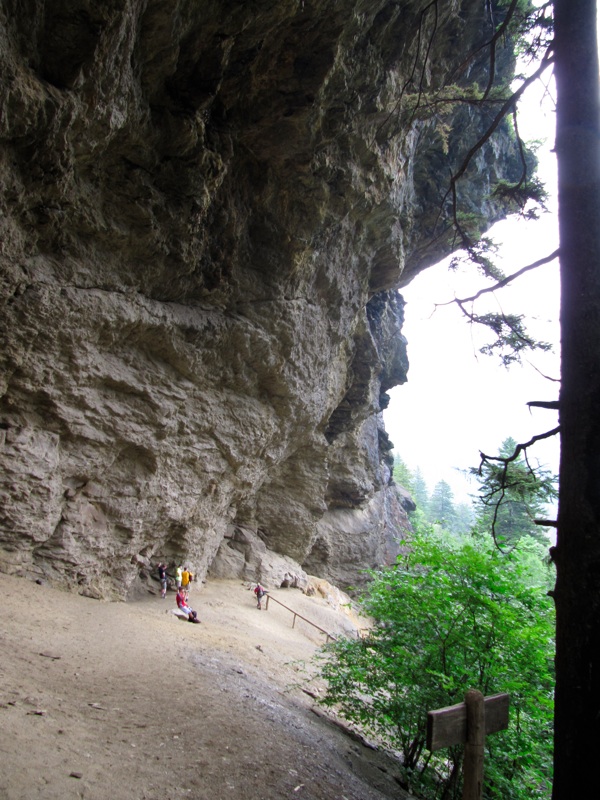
[0,0,522,597]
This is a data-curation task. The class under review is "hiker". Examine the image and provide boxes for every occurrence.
[157,562,168,599]
[176,587,200,623]
[254,583,267,610]
[181,566,193,597]
[176,565,183,589]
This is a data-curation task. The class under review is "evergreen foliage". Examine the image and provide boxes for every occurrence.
[392,455,474,535]
[392,444,555,545]
[392,455,415,494]
[475,312,553,366]
[471,437,557,547]
[428,479,457,530]
[410,467,431,518]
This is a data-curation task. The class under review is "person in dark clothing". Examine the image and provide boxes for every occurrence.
[157,563,168,599]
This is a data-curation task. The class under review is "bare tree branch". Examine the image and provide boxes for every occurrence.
[374,0,439,141]
[478,426,560,470]
[476,427,560,551]
[481,0,521,102]
[436,249,559,308]
[526,360,561,383]
[437,48,555,242]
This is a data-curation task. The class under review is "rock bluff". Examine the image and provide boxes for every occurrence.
[0,0,522,597]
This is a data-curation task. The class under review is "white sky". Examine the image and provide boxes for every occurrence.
[383,66,560,505]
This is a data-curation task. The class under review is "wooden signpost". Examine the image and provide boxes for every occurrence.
[427,690,509,800]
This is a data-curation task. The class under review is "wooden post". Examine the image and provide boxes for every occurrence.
[463,690,485,800]
[427,691,509,800]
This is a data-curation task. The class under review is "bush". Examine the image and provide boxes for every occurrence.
[317,531,554,799]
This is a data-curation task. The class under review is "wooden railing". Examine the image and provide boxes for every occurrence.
[264,593,337,642]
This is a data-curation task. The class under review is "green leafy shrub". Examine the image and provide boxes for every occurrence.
[317,531,554,799]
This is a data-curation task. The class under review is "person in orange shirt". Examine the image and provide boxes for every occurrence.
[181,567,193,599]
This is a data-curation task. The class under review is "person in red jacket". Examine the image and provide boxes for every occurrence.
[176,587,200,623]
[254,583,267,610]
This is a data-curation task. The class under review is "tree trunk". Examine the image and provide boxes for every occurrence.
[553,0,600,796]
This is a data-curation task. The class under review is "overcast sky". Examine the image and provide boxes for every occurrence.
[383,72,560,505]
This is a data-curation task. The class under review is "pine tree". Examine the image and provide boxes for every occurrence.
[453,502,475,536]
[411,467,430,517]
[473,437,557,547]
[428,479,457,530]
[552,1,600,793]
[392,454,414,493]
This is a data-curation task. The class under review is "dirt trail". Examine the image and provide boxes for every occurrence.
[0,573,411,800]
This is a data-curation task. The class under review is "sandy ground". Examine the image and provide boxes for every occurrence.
[0,573,412,800]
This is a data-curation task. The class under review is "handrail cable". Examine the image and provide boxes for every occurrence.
[264,593,337,642]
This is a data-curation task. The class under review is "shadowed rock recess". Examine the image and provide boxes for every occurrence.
[0,0,522,598]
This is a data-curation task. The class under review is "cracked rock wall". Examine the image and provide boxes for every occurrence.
[0,0,522,597]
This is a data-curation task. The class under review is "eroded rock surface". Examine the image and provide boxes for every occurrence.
[0,0,522,596]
